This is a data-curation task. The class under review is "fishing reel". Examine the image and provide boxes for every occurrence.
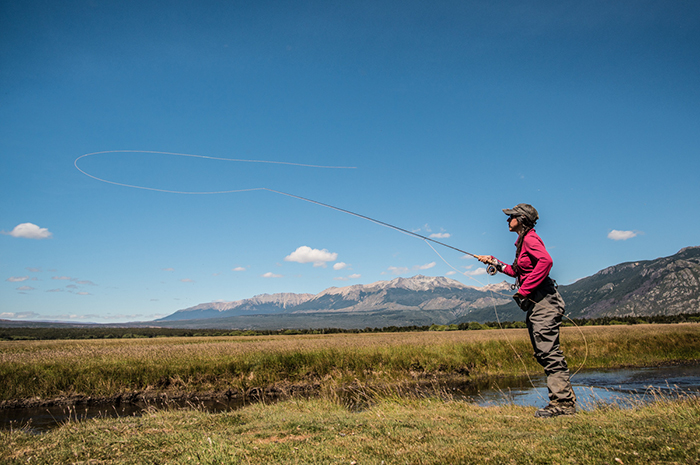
[485,258,504,276]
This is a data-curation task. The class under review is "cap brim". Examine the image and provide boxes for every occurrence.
[502,208,517,215]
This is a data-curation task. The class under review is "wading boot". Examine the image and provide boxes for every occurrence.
[534,402,576,418]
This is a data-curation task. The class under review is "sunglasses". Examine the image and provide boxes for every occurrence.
[507,215,519,222]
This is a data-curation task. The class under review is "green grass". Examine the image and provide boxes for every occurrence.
[1,324,699,403]
[2,393,698,464]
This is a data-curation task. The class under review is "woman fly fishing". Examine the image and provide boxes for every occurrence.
[476,203,576,417]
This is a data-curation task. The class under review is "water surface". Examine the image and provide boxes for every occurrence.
[466,363,700,408]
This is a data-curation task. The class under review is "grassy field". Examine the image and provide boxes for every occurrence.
[1,324,699,404]
[1,393,698,464]
[1,324,699,463]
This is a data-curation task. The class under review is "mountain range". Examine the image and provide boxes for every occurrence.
[152,246,700,330]
[155,276,514,329]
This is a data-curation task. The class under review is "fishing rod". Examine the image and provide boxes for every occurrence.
[263,188,479,259]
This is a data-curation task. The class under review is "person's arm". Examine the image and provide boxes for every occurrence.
[500,262,517,278]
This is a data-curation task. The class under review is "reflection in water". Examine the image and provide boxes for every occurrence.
[0,397,253,435]
[2,364,699,434]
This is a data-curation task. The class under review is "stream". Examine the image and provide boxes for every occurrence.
[3,363,699,434]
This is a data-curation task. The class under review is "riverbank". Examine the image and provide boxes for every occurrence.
[2,393,698,464]
[2,324,699,408]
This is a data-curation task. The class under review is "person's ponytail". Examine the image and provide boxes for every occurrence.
[511,217,535,275]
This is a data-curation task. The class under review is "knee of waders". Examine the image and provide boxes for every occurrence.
[534,351,566,369]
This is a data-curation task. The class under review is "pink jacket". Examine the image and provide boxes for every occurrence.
[498,230,553,297]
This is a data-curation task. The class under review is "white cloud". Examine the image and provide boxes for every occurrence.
[76,292,91,296]
[100,314,146,321]
[415,262,436,270]
[233,267,246,272]
[608,230,639,241]
[445,271,457,276]
[26,267,42,272]
[387,266,409,275]
[48,276,98,287]
[162,268,175,272]
[284,246,338,267]
[17,286,35,291]
[3,223,53,239]
[262,272,283,278]
[467,268,487,276]
[333,262,348,270]
[0,311,40,319]
[46,288,63,293]
[22,313,148,322]
[180,278,195,283]
[7,276,29,282]
[334,273,362,281]
[429,233,451,239]
[53,314,89,320]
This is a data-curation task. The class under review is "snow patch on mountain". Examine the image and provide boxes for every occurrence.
[182,293,315,312]
[318,275,471,298]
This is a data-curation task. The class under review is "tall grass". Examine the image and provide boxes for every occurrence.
[1,324,698,402]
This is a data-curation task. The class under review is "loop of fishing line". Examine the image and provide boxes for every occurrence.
[75,150,478,257]
[74,150,356,195]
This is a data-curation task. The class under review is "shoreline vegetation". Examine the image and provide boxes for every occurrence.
[1,324,699,463]
[1,324,698,408]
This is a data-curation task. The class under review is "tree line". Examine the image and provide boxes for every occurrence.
[1,312,698,341]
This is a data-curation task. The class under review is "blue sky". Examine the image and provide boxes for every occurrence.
[2,0,699,323]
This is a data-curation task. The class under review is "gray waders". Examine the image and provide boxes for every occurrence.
[519,277,576,405]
